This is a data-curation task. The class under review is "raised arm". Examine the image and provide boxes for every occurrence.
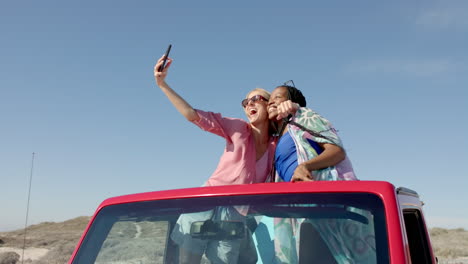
[154,56,200,122]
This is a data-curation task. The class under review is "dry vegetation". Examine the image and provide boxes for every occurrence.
[1,216,467,263]
[430,227,468,263]
[0,216,90,264]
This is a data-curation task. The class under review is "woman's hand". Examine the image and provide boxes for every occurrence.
[291,163,314,182]
[291,143,345,182]
[276,100,299,120]
[154,55,173,87]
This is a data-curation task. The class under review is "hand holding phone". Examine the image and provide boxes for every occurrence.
[158,44,172,72]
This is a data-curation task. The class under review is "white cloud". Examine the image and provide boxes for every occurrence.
[416,6,468,29]
[345,59,454,76]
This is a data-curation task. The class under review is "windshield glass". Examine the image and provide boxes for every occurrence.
[72,193,388,264]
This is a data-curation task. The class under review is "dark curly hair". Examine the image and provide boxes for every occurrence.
[277,85,307,107]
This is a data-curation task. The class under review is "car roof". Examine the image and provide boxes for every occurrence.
[96,180,397,209]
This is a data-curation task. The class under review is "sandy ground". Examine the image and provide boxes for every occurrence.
[439,258,468,264]
[0,246,49,261]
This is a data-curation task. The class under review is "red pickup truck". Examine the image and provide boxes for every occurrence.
[68,181,437,263]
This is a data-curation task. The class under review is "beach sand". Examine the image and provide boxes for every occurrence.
[0,246,49,262]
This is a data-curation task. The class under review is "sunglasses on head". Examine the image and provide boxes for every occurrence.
[241,94,268,108]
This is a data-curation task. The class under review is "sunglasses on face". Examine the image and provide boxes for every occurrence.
[241,94,268,108]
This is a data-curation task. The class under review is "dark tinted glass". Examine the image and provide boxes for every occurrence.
[72,193,388,264]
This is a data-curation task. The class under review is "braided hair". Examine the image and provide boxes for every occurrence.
[278,85,307,107]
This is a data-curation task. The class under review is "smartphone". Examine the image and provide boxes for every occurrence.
[159,44,172,72]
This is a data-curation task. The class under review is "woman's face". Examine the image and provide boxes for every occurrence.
[267,86,288,120]
[243,90,269,125]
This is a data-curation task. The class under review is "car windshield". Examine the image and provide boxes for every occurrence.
[71,193,388,264]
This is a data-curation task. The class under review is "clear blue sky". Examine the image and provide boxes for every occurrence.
[1,0,467,232]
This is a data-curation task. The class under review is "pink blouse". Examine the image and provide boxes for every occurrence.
[192,109,276,186]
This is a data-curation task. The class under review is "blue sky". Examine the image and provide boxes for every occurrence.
[1,0,467,232]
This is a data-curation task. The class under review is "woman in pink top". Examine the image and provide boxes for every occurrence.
[154,56,276,186]
[154,56,276,264]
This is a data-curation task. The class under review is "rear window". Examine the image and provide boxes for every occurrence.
[71,193,388,264]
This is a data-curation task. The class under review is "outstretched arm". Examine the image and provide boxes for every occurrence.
[154,56,200,122]
[292,143,345,182]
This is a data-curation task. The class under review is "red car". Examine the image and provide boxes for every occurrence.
[69,181,437,263]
